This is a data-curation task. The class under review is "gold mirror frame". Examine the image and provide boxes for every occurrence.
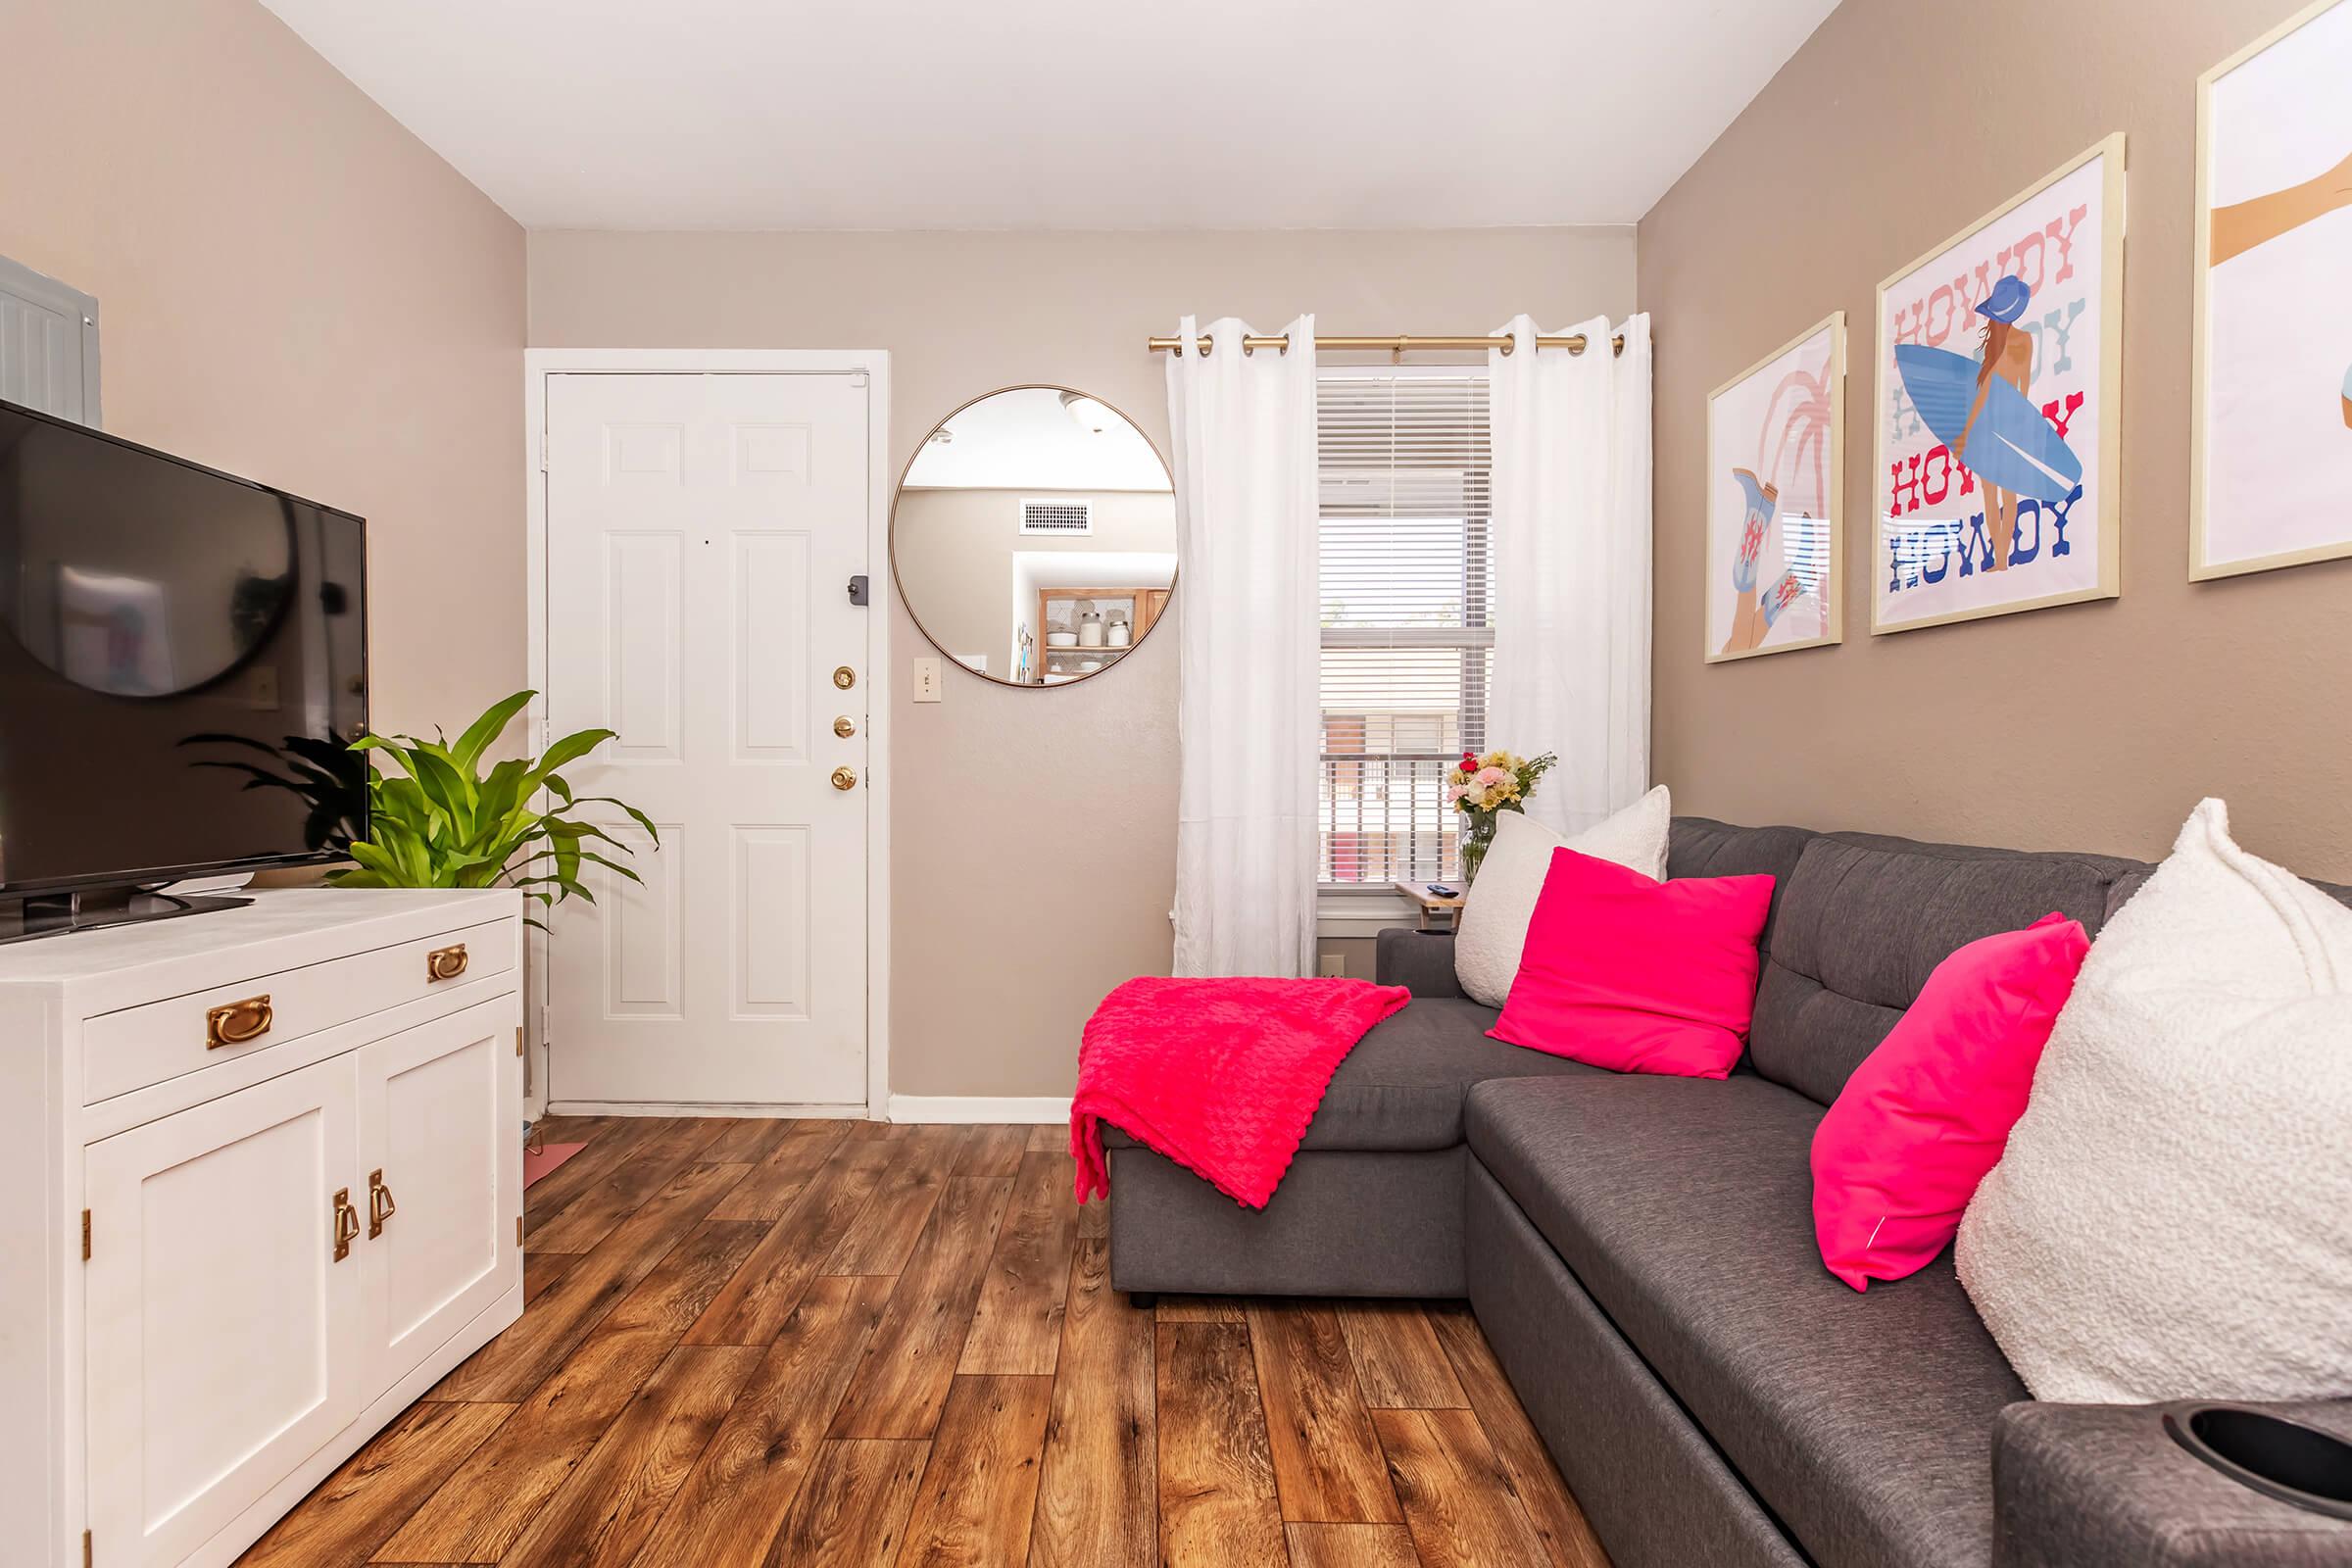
[889,383,1178,691]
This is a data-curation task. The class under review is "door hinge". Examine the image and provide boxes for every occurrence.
[83,1528,92,1566]
[514,1025,524,1058]
[80,1209,90,1260]
[538,430,549,472]
[515,1215,523,1247]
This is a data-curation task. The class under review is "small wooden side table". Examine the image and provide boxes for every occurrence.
[1394,879,1467,932]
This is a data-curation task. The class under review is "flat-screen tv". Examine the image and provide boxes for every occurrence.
[0,398,368,936]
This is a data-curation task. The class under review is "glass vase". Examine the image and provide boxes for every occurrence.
[1458,809,1499,885]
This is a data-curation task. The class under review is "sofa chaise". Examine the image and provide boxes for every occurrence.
[1103,816,2352,1568]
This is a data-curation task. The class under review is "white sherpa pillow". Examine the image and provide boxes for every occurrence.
[1955,798,2352,1403]
[1452,785,1671,1007]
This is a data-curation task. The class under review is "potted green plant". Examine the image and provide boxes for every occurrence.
[331,690,658,927]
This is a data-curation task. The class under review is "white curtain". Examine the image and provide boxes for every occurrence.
[1166,315,1320,977]
[1486,313,1653,836]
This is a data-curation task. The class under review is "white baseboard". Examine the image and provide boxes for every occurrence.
[887,1094,1071,1124]
[546,1100,874,1119]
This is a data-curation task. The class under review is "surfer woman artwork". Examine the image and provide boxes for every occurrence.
[1705,314,1844,661]
[1872,135,2124,632]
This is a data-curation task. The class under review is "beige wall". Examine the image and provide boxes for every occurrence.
[531,227,1635,1095]
[0,0,526,736]
[1642,0,2352,883]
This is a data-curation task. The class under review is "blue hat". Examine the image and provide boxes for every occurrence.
[1977,274,2032,323]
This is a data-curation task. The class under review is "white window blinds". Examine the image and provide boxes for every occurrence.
[1316,367,1493,887]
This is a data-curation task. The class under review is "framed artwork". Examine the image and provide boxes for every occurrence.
[1704,313,1844,662]
[1872,135,2126,634]
[2191,0,2352,580]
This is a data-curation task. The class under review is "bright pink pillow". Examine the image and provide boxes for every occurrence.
[1810,912,2090,1292]
[1487,848,1775,1077]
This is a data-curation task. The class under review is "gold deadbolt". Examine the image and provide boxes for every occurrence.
[832,665,858,690]
[833,715,858,738]
[830,766,858,791]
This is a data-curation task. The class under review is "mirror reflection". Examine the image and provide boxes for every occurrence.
[893,386,1175,687]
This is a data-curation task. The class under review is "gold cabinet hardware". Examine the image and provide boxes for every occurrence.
[516,1215,523,1247]
[832,665,858,690]
[833,715,858,738]
[426,942,469,982]
[331,1188,358,1261]
[81,1209,91,1260]
[205,995,273,1050]
[830,766,858,791]
[368,1169,397,1239]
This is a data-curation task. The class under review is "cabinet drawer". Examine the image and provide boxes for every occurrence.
[82,917,516,1103]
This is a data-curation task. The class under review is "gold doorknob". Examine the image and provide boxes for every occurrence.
[831,766,858,791]
[833,715,857,738]
[833,665,858,690]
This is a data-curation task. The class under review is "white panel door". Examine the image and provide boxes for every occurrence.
[545,371,870,1106]
[358,995,519,1392]
[83,1054,363,1568]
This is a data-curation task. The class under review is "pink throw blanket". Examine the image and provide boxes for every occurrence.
[1070,976,1410,1209]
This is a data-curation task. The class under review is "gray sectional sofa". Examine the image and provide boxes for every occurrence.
[1104,816,2352,1568]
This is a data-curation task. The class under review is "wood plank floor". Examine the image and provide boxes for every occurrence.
[239,1117,1611,1568]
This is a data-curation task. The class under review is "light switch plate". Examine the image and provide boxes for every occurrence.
[912,658,942,702]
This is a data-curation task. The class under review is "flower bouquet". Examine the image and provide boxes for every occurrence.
[1444,748,1558,884]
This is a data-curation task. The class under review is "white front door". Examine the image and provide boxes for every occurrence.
[83,1054,365,1568]
[544,371,872,1108]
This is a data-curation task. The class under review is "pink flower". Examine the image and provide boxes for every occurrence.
[1444,783,1465,805]
[1473,766,1512,789]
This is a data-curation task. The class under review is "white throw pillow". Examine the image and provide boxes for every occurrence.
[1452,785,1671,1007]
[1955,798,2352,1403]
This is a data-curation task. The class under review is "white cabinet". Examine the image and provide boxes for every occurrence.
[0,889,523,1568]
[83,1056,366,1568]
[359,999,519,1393]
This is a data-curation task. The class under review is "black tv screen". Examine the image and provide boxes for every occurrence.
[0,399,368,896]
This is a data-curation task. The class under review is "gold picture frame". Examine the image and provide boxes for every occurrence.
[1869,134,2127,634]
[1703,312,1845,662]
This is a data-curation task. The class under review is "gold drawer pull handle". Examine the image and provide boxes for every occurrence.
[332,1187,358,1262]
[368,1169,397,1239]
[426,943,469,982]
[205,995,273,1050]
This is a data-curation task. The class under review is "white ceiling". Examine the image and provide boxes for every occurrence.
[260,0,1838,230]
[904,387,1171,490]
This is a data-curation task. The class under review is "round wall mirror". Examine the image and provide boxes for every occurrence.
[892,385,1176,688]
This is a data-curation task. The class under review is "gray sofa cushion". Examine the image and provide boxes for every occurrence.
[1466,1072,2029,1568]
[1666,817,1816,957]
[1102,998,1599,1154]
[1752,832,2147,1105]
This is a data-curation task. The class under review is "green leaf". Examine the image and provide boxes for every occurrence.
[450,690,535,771]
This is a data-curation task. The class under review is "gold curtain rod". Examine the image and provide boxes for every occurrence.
[1145,330,1631,358]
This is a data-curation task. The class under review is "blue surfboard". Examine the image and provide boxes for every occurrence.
[1893,344,2082,503]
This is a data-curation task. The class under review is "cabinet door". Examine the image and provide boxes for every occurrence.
[357,995,519,1392]
[83,1054,362,1568]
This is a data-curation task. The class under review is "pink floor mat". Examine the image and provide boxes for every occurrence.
[522,1139,588,1190]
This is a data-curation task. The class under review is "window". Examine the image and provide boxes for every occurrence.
[0,254,102,426]
[1317,367,1492,888]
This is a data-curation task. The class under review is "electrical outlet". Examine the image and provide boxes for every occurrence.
[912,658,942,702]
[1318,952,1348,978]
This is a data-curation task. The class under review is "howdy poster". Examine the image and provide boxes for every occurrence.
[1873,136,2125,633]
